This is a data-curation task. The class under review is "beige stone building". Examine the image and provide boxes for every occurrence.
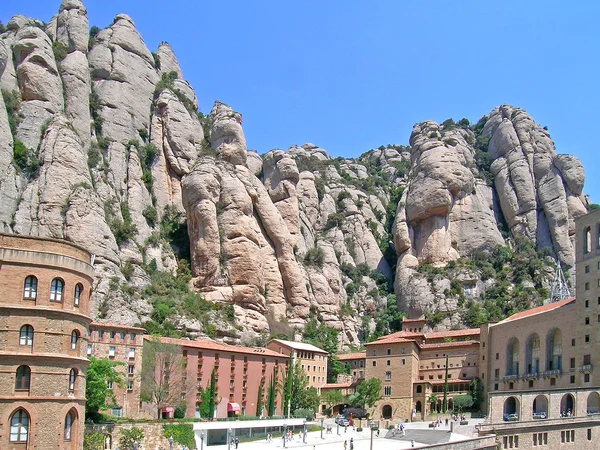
[0,234,94,450]
[477,209,600,449]
[266,339,328,391]
[88,322,146,418]
[338,351,366,381]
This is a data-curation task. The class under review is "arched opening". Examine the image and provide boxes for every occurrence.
[15,365,31,392]
[104,434,113,450]
[560,394,575,416]
[525,333,540,374]
[382,404,392,419]
[587,392,600,414]
[74,283,83,307]
[68,368,77,393]
[532,395,548,417]
[546,328,562,370]
[448,398,454,412]
[50,278,64,302]
[416,385,422,393]
[506,337,520,376]
[584,226,592,254]
[64,408,78,447]
[71,330,80,350]
[9,408,30,443]
[415,401,422,413]
[23,276,38,300]
[19,325,34,347]
[503,397,519,418]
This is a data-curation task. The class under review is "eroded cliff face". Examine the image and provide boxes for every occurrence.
[0,0,591,346]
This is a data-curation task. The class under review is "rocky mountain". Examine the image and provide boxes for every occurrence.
[0,1,590,348]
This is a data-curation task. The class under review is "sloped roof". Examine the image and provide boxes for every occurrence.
[366,336,415,346]
[499,297,576,323]
[91,321,146,332]
[321,382,354,389]
[268,339,328,354]
[145,336,286,357]
[338,351,366,361]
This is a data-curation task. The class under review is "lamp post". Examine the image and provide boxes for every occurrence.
[283,423,287,448]
[169,436,173,450]
[200,431,205,450]
[227,429,232,450]
[337,421,340,435]
[370,424,378,450]
[320,418,324,439]
[303,420,307,444]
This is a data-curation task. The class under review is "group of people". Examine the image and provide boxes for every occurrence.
[560,409,573,417]
[390,423,406,437]
[342,437,354,450]
[451,414,466,422]
[230,437,240,449]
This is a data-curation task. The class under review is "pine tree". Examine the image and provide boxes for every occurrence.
[256,378,264,417]
[266,375,276,417]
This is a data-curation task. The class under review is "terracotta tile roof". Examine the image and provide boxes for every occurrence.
[499,297,576,323]
[338,352,366,361]
[321,382,354,389]
[425,329,480,339]
[376,330,424,340]
[91,321,146,332]
[402,317,427,323]
[420,340,480,350]
[366,336,415,346]
[145,336,287,358]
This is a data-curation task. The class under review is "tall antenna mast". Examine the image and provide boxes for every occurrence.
[548,258,571,304]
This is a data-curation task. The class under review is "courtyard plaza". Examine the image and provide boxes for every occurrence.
[199,417,486,450]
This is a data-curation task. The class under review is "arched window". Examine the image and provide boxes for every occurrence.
[415,401,422,412]
[74,283,83,307]
[416,385,423,393]
[584,226,592,254]
[382,404,393,419]
[68,369,77,392]
[525,333,540,374]
[506,337,520,376]
[19,325,34,346]
[71,330,80,350]
[50,278,64,302]
[9,409,29,442]
[546,328,562,371]
[23,276,38,300]
[15,365,31,391]
[64,411,74,441]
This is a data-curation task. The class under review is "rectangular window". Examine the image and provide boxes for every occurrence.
[385,371,391,380]
[529,380,534,388]
[570,375,575,383]
[120,332,125,340]
[128,365,135,375]
[572,338,576,346]
[110,331,116,339]
[129,348,135,358]
[98,330,104,339]
[107,381,113,389]
[585,335,590,343]
[372,361,376,367]
[87,344,92,356]
[387,348,391,355]
[550,378,556,386]
[130,333,135,342]
[570,357,576,369]
[585,282,590,290]
[127,381,134,391]
[372,350,376,356]
[586,317,590,325]
[585,300,589,308]
[494,383,498,390]
[585,373,590,382]
[402,359,406,365]
[495,369,499,377]
[585,265,590,273]
[387,360,390,366]
[384,386,391,396]
[108,346,115,357]
[588,428,592,441]
[401,348,406,354]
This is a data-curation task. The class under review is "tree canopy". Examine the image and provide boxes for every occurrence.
[85,357,125,416]
[349,378,382,409]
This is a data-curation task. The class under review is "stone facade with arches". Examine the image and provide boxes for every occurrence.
[477,210,600,448]
[0,234,94,449]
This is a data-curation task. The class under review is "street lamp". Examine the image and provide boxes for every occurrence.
[283,423,287,448]
[303,420,307,444]
[169,435,173,450]
[227,429,232,450]
[200,431,205,450]
[320,418,324,439]
[370,424,378,450]
[337,420,340,435]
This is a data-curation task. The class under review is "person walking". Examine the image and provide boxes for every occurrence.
[350,438,354,450]
[344,440,348,450]
[235,438,239,449]
[411,439,415,448]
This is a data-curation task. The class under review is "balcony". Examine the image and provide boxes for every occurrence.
[542,369,561,377]
[522,372,539,380]
[502,374,520,381]
[579,364,593,373]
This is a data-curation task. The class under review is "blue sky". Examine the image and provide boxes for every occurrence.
[2,0,599,202]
